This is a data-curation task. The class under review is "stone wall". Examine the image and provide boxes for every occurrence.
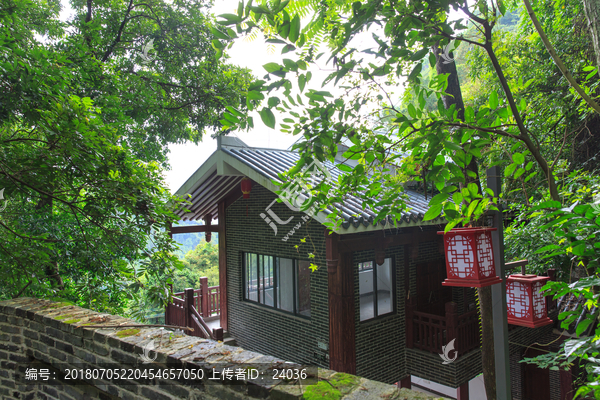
[225,185,330,368]
[0,298,446,400]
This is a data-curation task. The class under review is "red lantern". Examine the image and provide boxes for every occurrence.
[438,227,502,288]
[240,177,252,199]
[506,274,553,328]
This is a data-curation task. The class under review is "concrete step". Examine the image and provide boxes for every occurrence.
[223,336,237,347]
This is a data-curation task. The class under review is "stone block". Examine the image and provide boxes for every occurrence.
[49,347,67,362]
[46,327,65,341]
[23,329,39,340]
[83,340,109,357]
[40,334,55,347]
[55,341,74,355]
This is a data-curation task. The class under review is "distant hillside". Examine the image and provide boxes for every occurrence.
[172,220,218,258]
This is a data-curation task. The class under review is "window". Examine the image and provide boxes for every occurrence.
[358,258,394,321]
[244,253,311,317]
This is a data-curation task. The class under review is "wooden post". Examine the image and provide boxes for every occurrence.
[328,248,356,374]
[184,288,195,329]
[445,302,458,350]
[213,327,224,342]
[200,277,209,317]
[560,367,574,400]
[325,229,339,274]
[405,300,415,348]
[457,382,470,400]
[218,201,228,331]
[399,376,411,389]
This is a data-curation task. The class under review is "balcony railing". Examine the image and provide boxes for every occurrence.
[165,277,222,341]
[172,277,220,318]
[406,301,480,356]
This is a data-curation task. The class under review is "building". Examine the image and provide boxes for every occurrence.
[170,136,566,399]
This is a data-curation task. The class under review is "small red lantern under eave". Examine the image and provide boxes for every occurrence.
[438,227,502,288]
[240,177,252,199]
[506,274,553,328]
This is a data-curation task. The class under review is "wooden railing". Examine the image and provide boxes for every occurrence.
[172,277,220,318]
[406,301,480,356]
[166,286,223,341]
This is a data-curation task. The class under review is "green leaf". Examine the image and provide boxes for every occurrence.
[453,192,463,205]
[504,163,517,177]
[512,152,525,164]
[489,90,498,109]
[259,108,276,128]
[410,48,429,61]
[408,63,422,82]
[247,90,264,101]
[443,141,462,152]
[211,39,224,50]
[467,182,478,197]
[430,192,450,205]
[219,13,243,23]
[267,96,280,108]
[423,203,443,221]
[263,62,282,73]
[298,74,306,92]
[210,27,230,40]
[289,15,300,43]
[575,318,592,337]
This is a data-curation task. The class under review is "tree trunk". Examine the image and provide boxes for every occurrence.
[433,43,496,400]
[432,44,480,188]
[583,0,600,70]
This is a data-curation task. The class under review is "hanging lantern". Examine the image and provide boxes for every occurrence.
[506,274,553,328]
[240,177,252,199]
[438,227,502,288]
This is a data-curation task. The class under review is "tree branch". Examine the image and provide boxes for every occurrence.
[523,0,600,115]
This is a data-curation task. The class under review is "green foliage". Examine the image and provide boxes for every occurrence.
[0,0,250,315]
[175,240,220,291]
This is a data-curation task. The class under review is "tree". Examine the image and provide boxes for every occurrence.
[174,240,220,291]
[214,0,600,396]
[0,0,251,314]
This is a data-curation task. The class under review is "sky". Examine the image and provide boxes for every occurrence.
[164,1,300,193]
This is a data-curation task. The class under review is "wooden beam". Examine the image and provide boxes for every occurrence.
[223,185,243,209]
[170,225,219,234]
[218,201,228,331]
[204,214,212,242]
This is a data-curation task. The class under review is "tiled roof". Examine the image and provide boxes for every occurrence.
[175,138,440,232]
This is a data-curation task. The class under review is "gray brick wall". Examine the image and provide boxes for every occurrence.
[0,298,434,400]
[353,246,405,385]
[225,185,330,368]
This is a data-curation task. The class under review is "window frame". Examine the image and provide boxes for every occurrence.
[358,256,396,322]
[242,252,310,319]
